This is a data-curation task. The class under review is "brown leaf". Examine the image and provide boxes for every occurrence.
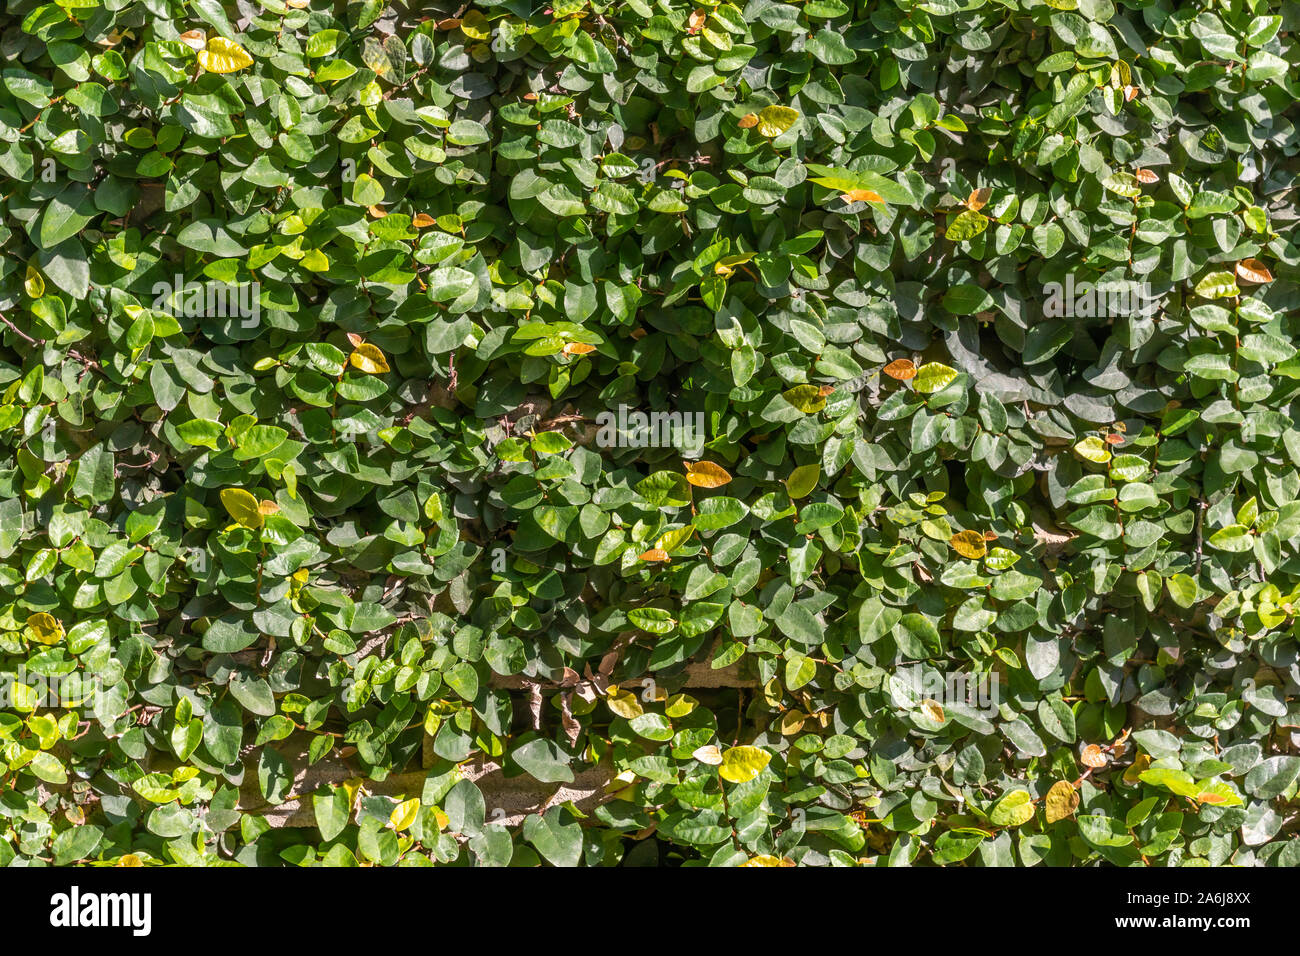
[685,461,732,488]
[1236,258,1274,284]
[687,9,706,32]
[920,699,945,723]
[982,531,999,542]
[883,358,917,380]
[1135,168,1159,184]
[737,113,758,129]
[1124,85,1140,101]
[178,29,207,52]
[965,187,992,211]
[346,332,365,348]
[562,341,596,356]
[1081,743,1108,768]
[638,548,670,562]
[412,213,436,228]
[1044,780,1079,824]
[436,18,462,29]
[1105,433,1125,445]
[949,529,988,559]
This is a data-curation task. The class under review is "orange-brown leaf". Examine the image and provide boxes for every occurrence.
[1105,433,1125,445]
[1135,168,1159,184]
[687,9,706,32]
[737,113,758,129]
[882,358,917,381]
[1236,258,1274,284]
[685,461,732,488]
[638,548,670,562]
[965,187,992,211]
[1081,744,1108,768]
[412,213,436,228]
[562,342,596,356]
[950,530,988,559]
[346,332,365,348]
[841,188,884,204]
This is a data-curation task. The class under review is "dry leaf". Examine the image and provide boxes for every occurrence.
[966,187,992,211]
[883,358,917,380]
[367,205,387,218]
[1135,168,1159,184]
[1044,780,1079,823]
[692,744,723,765]
[1081,743,1108,768]
[920,699,945,723]
[1105,433,1125,445]
[1236,258,1274,284]
[982,531,999,542]
[178,30,207,52]
[841,188,884,204]
[562,342,596,356]
[737,113,758,129]
[685,461,732,488]
[257,500,280,516]
[638,548,670,562]
[687,9,706,33]
[346,332,365,348]
[949,529,988,559]
[412,213,436,228]
[1124,85,1140,101]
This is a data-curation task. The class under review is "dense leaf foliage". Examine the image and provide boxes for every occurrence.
[2,0,1300,867]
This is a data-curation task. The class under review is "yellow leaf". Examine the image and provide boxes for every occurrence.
[665,693,697,718]
[197,36,254,74]
[116,854,144,867]
[778,710,805,735]
[685,461,732,488]
[719,745,771,783]
[26,612,63,645]
[949,529,988,559]
[1044,780,1078,824]
[349,342,390,374]
[1123,752,1150,785]
[742,855,794,867]
[24,265,45,298]
[606,687,643,719]
[655,525,694,554]
[389,797,420,831]
[756,105,799,138]
[919,699,945,723]
[220,487,265,529]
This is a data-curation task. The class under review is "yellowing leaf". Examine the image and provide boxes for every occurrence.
[655,525,694,554]
[116,854,144,867]
[220,487,265,529]
[349,342,390,374]
[26,612,63,645]
[782,384,826,413]
[912,362,958,394]
[785,462,820,499]
[919,699,945,723]
[606,687,643,719]
[756,105,799,138]
[692,744,723,765]
[685,461,732,488]
[1044,780,1078,824]
[949,529,988,559]
[742,855,794,867]
[1073,435,1112,464]
[24,265,45,298]
[719,745,771,783]
[389,797,420,831]
[1236,258,1274,284]
[778,710,806,735]
[197,36,254,74]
